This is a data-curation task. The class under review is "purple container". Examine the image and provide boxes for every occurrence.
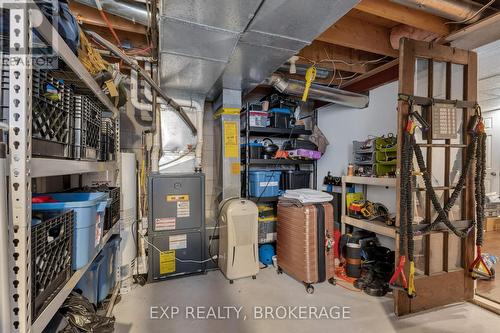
[287,149,322,160]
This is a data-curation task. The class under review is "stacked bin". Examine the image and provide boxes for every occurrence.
[353,139,376,176]
[249,170,281,197]
[374,136,397,176]
[73,95,102,160]
[75,236,120,305]
[32,192,110,270]
[31,210,74,321]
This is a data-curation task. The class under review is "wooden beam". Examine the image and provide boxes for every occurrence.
[356,0,450,36]
[446,12,500,50]
[83,24,150,50]
[317,14,398,57]
[342,59,399,93]
[296,41,391,74]
[69,1,147,34]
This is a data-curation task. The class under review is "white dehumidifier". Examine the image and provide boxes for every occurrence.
[218,198,259,283]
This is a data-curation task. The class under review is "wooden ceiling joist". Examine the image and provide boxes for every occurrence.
[69,1,147,34]
[84,24,150,50]
[297,41,389,74]
[316,14,399,58]
[342,59,399,93]
[355,0,450,36]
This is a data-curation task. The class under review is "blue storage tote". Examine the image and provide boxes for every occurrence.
[249,171,281,197]
[75,254,102,305]
[98,236,121,302]
[32,192,109,270]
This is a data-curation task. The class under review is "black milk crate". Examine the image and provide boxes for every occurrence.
[73,95,102,160]
[31,210,74,322]
[1,58,73,157]
[67,185,120,231]
[100,117,116,161]
[32,70,73,158]
[98,186,120,231]
[105,198,121,231]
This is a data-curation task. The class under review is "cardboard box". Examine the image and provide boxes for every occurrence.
[485,217,500,232]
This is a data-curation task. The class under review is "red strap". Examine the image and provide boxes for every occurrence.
[389,256,408,289]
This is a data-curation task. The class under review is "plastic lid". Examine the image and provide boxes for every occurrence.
[241,142,264,147]
[268,108,291,114]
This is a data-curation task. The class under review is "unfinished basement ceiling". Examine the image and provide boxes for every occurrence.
[158,0,362,98]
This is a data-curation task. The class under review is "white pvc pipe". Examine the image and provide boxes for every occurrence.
[130,68,153,112]
[151,106,161,173]
[0,151,11,332]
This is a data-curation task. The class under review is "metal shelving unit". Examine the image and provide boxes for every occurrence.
[2,3,121,333]
[241,104,318,246]
[241,104,319,200]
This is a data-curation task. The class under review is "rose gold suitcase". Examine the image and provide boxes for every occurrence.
[277,202,336,293]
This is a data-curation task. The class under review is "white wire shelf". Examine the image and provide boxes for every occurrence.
[31,221,121,333]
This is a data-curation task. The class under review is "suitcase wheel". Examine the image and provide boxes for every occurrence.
[229,280,234,284]
[277,267,283,275]
[328,278,337,286]
[252,275,257,280]
[305,284,314,294]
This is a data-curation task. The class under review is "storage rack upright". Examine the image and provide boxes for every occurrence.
[240,103,318,243]
[1,4,121,333]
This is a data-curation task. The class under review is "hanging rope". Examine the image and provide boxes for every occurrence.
[389,100,417,297]
[397,99,490,282]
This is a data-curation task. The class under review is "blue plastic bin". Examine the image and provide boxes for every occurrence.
[98,236,121,302]
[75,254,102,305]
[249,170,281,197]
[32,192,109,270]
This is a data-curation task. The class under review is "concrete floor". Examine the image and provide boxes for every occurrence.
[113,267,500,333]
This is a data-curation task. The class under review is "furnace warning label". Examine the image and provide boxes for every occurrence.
[159,250,176,275]
[177,201,190,218]
[224,121,238,158]
[155,217,176,231]
[169,234,187,250]
[167,194,189,202]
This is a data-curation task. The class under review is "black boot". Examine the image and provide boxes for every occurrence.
[354,269,375,289]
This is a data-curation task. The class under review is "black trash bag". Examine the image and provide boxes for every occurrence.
[59,292,115,333]
[43,312,79,333]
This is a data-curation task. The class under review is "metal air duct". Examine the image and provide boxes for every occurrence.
[159,0,362,98]
[267,74,369,109]
[391,0,487,23]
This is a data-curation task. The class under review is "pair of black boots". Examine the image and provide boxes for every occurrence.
[354,261,393,297]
